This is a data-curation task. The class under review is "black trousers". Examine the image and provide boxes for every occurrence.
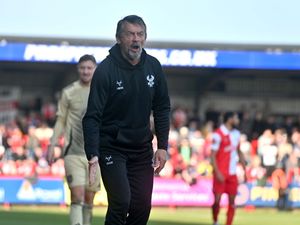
[99,148,154,225]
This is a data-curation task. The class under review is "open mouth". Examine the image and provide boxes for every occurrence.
[131,44,140,52]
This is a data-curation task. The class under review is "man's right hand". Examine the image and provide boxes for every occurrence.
[88,156,99,186]
[216,171,225,183]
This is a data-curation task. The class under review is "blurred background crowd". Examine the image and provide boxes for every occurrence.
[1,101,299,190]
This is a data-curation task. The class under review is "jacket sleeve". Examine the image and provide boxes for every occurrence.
[152,61,171,151]
[82,65,109,160]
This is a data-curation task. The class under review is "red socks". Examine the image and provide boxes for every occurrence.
[213,203,235,225]
[212,204,220,223]
[226,204,235,225]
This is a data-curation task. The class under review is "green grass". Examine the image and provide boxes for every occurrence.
[0,205,300,225]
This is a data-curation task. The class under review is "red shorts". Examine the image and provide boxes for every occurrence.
[213,174,238,195]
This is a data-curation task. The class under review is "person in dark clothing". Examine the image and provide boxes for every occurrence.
[82,15,170,225]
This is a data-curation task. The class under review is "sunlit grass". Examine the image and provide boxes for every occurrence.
[0,205,300,225]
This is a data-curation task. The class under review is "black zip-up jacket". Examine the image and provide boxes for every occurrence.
[83,44,170,160]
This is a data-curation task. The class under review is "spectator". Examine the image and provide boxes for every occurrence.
[179,138,192,165]
[25,125,40,158]
[11,146,27,161]
[275,129,292,167]
[1,160,18,175]
[258,131,278,177]
[172,107,188,129]
[240,111,253,138]
[35,121,53,152]
[239,133,252,165]
[272,166,289,211]
[246,155,266,185]
[251,111,265,137]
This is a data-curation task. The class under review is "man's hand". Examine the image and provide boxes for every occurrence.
[244,172,247,183]
[152,149,167,175]
[88,156,99,186]
[216,171,225,183]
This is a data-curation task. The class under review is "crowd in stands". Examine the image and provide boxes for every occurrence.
[1,103,300,191]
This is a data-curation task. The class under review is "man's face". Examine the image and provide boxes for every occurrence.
[232,114,240,127]
[77,60,96,85]
[117,22,146,64]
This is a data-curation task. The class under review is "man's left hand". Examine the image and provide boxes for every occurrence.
[153,149,167,175]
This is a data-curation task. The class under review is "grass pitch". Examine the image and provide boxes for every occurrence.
[0,205,300,225]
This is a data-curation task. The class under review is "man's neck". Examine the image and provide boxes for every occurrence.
[122,52,140,65]
[224,123,233,131]
[128,58,139,65]
[80,80,90,87]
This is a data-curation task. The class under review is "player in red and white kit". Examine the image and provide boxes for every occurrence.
[211,112,246,225]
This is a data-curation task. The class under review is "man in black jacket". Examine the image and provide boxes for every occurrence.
[82,15,170,225]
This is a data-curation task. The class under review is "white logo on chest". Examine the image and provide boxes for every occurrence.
[147,75,155,87]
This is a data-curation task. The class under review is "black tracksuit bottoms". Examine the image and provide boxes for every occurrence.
[99,148,154,225]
